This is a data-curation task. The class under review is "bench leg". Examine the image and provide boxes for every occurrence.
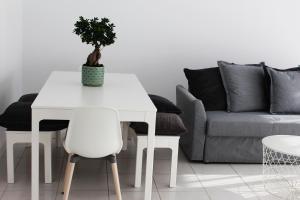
[121,122,129,151]
[6,136,14,184]
[56,130,66,148]
[55,131,60,147]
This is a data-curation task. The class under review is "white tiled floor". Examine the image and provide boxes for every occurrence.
[0,142,284,200]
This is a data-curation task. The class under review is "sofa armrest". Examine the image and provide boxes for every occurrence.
[176,85,207,161]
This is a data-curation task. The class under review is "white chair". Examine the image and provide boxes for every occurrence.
[6,131,54,183]
[132,128,180,188]
[62,107,123,200]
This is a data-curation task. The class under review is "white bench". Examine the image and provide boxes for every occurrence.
[6,131,55,183]
[131,128,180,188]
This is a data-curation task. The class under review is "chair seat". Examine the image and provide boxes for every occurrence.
[0,101,68,132]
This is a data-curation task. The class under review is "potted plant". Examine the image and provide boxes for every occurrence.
[74,16,116,86]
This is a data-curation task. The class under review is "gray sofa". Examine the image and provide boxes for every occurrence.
[176,85,300,163]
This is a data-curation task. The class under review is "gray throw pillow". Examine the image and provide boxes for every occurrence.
[267,68,300,114]
[218,61,267,112]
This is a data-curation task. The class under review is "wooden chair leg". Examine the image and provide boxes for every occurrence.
[110,156,122,200]
[62,154,72,194]
[64,162,75,200]
[63,154,75,200]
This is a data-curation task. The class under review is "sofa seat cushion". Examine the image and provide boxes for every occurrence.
[206,111,300,137]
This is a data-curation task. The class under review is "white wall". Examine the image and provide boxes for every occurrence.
[0,0,23,150]
[23,0,300,101]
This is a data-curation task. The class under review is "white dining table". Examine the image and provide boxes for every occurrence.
[31,71,157,200]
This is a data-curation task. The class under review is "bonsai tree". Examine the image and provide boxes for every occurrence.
[74,16,116,67]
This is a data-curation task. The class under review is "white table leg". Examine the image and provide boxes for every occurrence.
[170,140,179,188]
[6,135,14,183]
[43,134,52,184]
[32,112,40,200]
[144,112,156,200]
[134,136,145,187]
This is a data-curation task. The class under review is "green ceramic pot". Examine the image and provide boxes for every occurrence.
[81,65,104,87]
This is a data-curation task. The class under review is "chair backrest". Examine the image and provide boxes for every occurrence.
[64,107,123,158]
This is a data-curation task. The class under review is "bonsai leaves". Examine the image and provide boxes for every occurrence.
[74,16,116,49]
[74,16,116,66]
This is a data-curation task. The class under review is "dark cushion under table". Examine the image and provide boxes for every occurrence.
[148,94,181,114]
[18,93,38,103]
[130,113,187,136]
[0,101,68,131]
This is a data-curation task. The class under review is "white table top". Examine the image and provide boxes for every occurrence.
[32,71,157,112]
[262,135,300,157]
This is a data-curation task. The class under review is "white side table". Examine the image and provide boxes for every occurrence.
[262,135,300,199]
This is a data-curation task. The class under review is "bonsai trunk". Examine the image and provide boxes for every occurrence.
[86,47,101,66]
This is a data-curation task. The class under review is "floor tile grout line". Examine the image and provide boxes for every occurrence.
[189,163,213,200]
[153,174,162,200]
[230,164,261,200]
